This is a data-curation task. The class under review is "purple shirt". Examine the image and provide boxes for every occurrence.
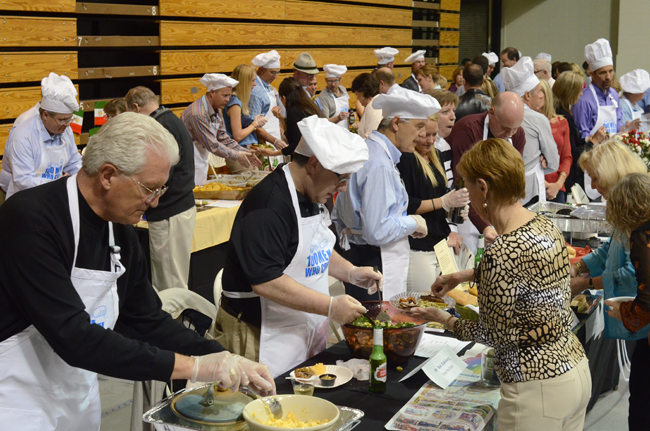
[572,84,623,139]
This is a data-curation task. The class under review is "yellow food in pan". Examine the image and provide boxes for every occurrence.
[193,182,246,192]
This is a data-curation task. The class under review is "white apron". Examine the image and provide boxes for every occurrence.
[0,175,125,431]
[332,90,350,129]
[223,165,332,377]
[585,84,618,200]
[6,123,71,199]
[193,97,218,186]
[621,97,643,131]
[259,76,282,140]
[522,105,547,207]
[458,115,512,254]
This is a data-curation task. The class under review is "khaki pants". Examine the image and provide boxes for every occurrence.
[149,206,196,291]
[214,306,260,362]
[497,357,591,431]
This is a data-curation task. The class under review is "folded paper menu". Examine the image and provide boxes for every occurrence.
[434,239,459,275]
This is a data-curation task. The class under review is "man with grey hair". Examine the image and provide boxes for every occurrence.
[125,86,196,292]
[0,113,275,431]
[533,58,554,87]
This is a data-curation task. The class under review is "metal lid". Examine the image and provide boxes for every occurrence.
[171,385,252,425]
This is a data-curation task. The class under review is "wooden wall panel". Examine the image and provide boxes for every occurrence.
[0,0,74,13]
[439,31,460,47]
[439,65,457,81]
[440,0,461,11]
[284,2,412,27]
[438,48,458,64]
[439,13,460,29]
[0,52,78,84]
[329,0,411,6]
[0,17,77,47]
[160,78,204,105]
[159,0,285,20]
[0,123,11,156]
[0,86,42,120]
[161,21,412,47]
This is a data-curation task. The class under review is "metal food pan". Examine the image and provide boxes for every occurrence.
[528,202,611,233]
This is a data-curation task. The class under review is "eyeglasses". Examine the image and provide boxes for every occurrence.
[534,70,543,75]
[129,176,168,203]
[326,79,341,84]
[268,70,280,76]
[334,172,350,186]
[48,113,74,126]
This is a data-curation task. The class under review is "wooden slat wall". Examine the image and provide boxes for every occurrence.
[0,52,78,84]
[438,0,461,81]
[0,17,77,47]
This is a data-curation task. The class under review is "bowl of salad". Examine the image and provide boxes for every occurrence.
[341,301,427,366]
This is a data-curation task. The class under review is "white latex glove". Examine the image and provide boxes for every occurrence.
[233,355,276,395]
[440,188,469,212]
[348,266,384,294]
[273,138,288,149]
[236,150,262,169]
[460,204,469,222]
[410,214,428,238]
[191,351,243,391]
[328,295,366,324]
[338,111,350,122]
[253,114,268,128]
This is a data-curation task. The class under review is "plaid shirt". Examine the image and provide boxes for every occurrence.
[181,95,244,161]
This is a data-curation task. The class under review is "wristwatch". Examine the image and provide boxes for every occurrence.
[588,278,594,289]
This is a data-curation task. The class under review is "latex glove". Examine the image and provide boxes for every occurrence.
[624,118,642,133]
[348,266,384,294]
[233,355,276,395]
[328,295,366,324]
[236,150,263,169]
[191,351,243,391]
[272,139,287,150]
[440,188,469,211]
[410,214,428,238]
[460,204,469,222]
[590,126,607,145]
[338,111,350,122]
[253,114,268,128]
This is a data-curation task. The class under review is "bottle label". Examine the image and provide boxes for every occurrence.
[374,363,387,382]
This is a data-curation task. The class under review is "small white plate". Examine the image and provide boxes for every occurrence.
[389,291,455,310]
[290,365,354,389]
[606,296,635,309]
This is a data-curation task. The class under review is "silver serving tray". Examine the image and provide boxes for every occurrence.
[528,202,611,234]
[143,386,364,431]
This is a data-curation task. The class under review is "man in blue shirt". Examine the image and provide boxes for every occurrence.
[493,47,519,94]
[250,50,286,149]
[333,89,439,302]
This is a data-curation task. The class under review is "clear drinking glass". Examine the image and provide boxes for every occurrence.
[481,348,501,388]
[291,377,315,396]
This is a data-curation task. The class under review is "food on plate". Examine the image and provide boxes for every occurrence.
[567,244,577,258]
[193,182,246,192]
[255,412,329,428]
[398,295,447,309]
[571,294,588,313]
[318,373,337,387]
[294,367,315,379]
[468,285,478,296]
[351,316,416,329]
[251,143,276,150]
[310,363,326,375]
[398,297,418,308]
[447,287,478,306]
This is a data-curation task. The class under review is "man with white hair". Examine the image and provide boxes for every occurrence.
[533,57,555,87]
[503,56,559,206]
[218,116,382,377]
[182,73,261,185]
[333,90,438,302]
[3,72,82,200]
[249,50,288,148]
[318,64,351,126]
[401,50,427,92]
[373,47,399,73]
[0,113,275,431]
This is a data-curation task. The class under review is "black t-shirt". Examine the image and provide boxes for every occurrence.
[396,152,451,251]
[283,106,309,156]
[221,165,320,327]
[145,107,196,222]
[0,178,223,381]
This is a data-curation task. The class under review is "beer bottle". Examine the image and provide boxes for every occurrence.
[474,234,484,268]
[369,327,387,393]
[450,178,465,224]
[348,109,355,129]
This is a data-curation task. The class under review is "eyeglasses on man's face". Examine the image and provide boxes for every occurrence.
[47,112,74,126]
[129,176,168,203]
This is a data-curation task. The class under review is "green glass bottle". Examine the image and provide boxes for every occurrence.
[369,327,387,393]
[474,234,484,268]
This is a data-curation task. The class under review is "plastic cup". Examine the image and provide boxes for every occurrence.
[291,378,315,396]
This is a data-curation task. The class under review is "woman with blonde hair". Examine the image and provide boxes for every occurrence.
[396,114,468,291]
[411,138,590,431]
[603,172,650,430]
[415,64,441,93]
[536,79,572,202]
[224,64,268,172]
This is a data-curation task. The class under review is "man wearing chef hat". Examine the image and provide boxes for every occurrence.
[619,69,650,132]
[249,50,288,149]
[2,72,82,200]
[502,56,559,206]
[373,47,399,73]
[332,90,439,303]
[317,64,351,127]
[217,116,382,377]
[181,73,261,185]
[0,113,275,431]
[482,52,499,77]
[401,50,427,92]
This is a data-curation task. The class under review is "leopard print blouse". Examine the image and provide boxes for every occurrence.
[454,214,586,383]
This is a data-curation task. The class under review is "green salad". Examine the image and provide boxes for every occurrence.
[351,317,416,329]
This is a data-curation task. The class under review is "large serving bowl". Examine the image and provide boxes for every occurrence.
[341,301,427,366]
[243,395,339,431]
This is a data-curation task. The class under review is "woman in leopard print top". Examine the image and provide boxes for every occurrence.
[410,138,590,431]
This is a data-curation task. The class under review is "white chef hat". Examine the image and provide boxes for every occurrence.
[40,72,78,114]
[404,50,426,64]
[251,50,281,69]
[372,89,440,119]
[295,115,368,174]
[536,52,552,62]
[375,47,399,65]
[620,69,650,94]
[482,52,498,66]
[200,73,239,92]
[323,64,347,79]
[502,56,540,97]
[585,38,613,71]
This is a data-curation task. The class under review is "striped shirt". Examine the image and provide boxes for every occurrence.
[435,136,454,189]
[181,95,245,161]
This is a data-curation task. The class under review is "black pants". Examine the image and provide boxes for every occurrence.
[334,242,382,303]
[629,337,650,430]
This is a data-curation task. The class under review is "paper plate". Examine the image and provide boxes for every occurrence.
[605,296,635,309]
[389,291,455,310]
[290,365,353,389]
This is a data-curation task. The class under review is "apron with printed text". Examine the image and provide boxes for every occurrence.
[0,175,125,431]
[332,90,351,129]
